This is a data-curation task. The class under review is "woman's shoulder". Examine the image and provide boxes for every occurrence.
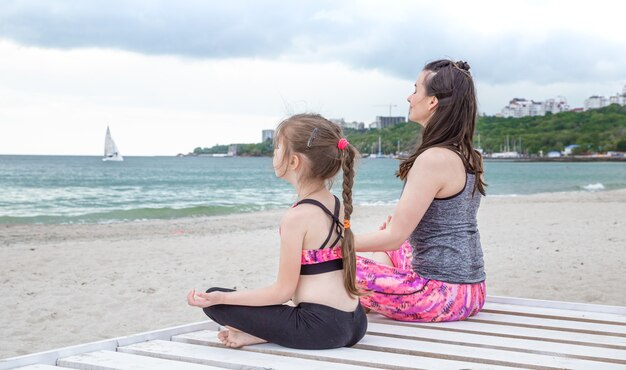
[408,147,466,189]
[415,147,462,166]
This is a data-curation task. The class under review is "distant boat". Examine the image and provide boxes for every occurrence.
[369,136,385,158]
[489,151,521,159]
[102,126,124,162]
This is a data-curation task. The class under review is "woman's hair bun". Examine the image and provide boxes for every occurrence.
[455,60,470,71]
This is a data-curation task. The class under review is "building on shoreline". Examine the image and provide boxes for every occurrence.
[262,129,274,142]
[584,84,626,111]
[330,118,365,130]
[499,83,626,118]
[330,115,407,130]
[376,116,406,129]
[500,96,569,118]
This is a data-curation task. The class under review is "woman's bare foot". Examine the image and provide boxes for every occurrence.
[219,326,266,348]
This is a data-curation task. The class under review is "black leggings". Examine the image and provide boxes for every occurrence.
[202,287,368,349]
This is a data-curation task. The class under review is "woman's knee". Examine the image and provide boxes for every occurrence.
[370,251,394,266]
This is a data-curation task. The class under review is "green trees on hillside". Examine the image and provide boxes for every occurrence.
[344,104,626,155]
[192,105,626,156]
[344,122,422,156]
[193,141,273,156]
[476,105,626,154]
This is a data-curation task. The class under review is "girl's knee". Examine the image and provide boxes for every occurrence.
[202,287,233,321]
[206,287,234,293]
[202,306,214,318]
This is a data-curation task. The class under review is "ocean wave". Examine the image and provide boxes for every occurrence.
[583,183,605,191]
[357,200,399,206]
[0,204,278,225]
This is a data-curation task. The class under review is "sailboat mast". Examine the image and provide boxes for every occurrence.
[104,126,112,157]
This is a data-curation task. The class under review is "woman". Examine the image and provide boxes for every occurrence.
[355,59,487,322]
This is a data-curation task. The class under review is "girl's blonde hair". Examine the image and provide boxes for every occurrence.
[274,114,360,297]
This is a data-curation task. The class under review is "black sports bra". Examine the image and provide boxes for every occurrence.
[295,196,344,275]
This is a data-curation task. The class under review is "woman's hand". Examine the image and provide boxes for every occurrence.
[380,215,392,230]
[187,289,224,308]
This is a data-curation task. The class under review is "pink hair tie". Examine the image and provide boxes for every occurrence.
[337,138,349,150]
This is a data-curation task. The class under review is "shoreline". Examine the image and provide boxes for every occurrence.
[484,157,626,162]
[2,186,626,228]
[3,153,626,161]
[1,189,625,359]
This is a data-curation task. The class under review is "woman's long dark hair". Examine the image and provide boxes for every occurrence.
[397,59,486,196]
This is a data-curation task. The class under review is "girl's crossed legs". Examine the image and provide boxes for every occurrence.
[202,287,367,349]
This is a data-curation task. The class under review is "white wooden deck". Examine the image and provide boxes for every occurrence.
[2,296,625,370]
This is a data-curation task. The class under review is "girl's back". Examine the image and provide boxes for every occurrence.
[289,193,359,312]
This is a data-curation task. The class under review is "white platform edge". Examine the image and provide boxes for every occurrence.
[0,321,217,370]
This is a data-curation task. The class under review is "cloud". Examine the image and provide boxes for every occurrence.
[0,1,332,57]
[1,1,625,92]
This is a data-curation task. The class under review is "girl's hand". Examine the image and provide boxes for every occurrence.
[187,289,224,308]
[380,215,392,230]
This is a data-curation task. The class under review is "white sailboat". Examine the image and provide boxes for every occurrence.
[369,136,384,158]
[102,126,124,162]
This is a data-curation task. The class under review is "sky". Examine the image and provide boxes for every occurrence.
[1,0,625,156]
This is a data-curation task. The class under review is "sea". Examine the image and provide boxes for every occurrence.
[1,155,625,224]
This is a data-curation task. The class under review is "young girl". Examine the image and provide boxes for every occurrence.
[187,113,367,349]
[355,59,487,322]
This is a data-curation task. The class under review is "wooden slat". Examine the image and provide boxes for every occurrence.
[468,311,626,335]
[173,330,523,370]
[487,295,626,315]
[120,340,377,370]
[356,332,623,370]
[57,350,222,370]
[367,322,626,364]
[0,321,217,370]
[483,302,626,325]
[368,315,626,349]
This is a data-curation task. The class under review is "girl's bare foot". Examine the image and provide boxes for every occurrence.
[217,329,229,344]
[220,326,266,348]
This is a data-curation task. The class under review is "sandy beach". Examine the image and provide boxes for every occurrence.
[1,189,625,359]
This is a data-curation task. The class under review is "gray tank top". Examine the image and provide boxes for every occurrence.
[409,172,486,284]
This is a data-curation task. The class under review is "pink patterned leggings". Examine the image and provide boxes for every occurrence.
[356,241,486,322]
